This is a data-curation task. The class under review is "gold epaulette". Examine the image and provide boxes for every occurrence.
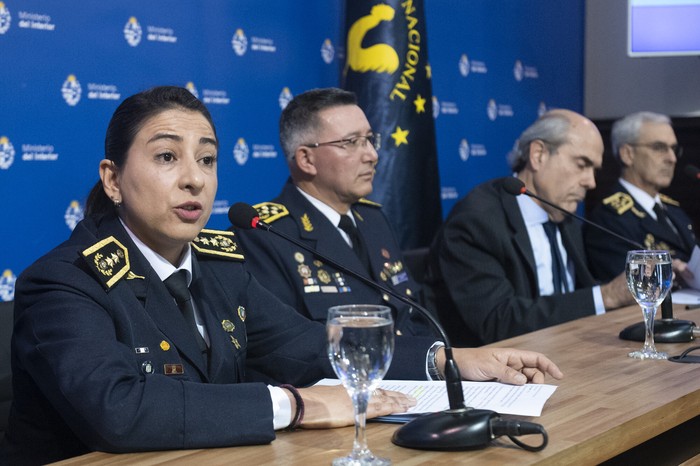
[192,229,244,261]
[358,198,382,208]
[253,202,289,223]
[659,193,680,207]
[82,236,131,289]
[602,192,646,218]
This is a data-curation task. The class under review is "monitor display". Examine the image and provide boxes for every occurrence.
[628,0,700,57]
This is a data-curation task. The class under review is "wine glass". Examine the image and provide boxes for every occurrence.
[625,250,673,359]
[327,304,394,466]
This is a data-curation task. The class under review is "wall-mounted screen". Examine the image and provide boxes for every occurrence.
[628,0,700,56]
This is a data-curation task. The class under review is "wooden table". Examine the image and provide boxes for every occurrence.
[53,305,700,465]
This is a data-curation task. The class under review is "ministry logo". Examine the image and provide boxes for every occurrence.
[233,138,249,166]
[278,87,293,110]
[0,136,15,169]
[0,269,16,302]
[124,16,142,47]
[185,81,199,99]
[0,2,11,34]
[458,54,470,77]
[321,38,335,64]
[61,74,82,106]
[64,200,84,230]
[232,28,248,56]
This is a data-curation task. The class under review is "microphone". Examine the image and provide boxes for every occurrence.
[229,202,548,452]
[684,164,700,180]
[503,177,697,343]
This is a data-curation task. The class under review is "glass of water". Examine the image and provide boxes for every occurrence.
[327,304,394,466]
[625,250,672,360]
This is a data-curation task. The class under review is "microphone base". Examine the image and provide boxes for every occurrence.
[619,318,697,343]
[391,408,498,451]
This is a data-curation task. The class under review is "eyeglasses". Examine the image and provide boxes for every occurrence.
[304,133,381,152]
[629,142,683,158]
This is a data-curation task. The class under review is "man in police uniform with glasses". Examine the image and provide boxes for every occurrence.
[233,87,431,340]
[585,111,697,284]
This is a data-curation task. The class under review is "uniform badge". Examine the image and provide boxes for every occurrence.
[81,236,130,289]
[313,260,323,267]
[298,264,312,278]
[164,364,184,375]
[160,341,170,351]
[318,269,331,284]
[381,248,390,259]
[142,361,154,374]
[135,347,149,354]
[127,271,145,280]
[238,305,246,322]
[294,252,305,263]
[192,229,244,260]
[222,319,235,332]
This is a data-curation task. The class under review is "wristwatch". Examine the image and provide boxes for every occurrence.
[427,341,445,380]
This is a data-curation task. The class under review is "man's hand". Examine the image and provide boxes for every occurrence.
[441,347,564,385]
[601,272,635,309]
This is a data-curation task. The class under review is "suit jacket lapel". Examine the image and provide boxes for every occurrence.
[500,183,537,279]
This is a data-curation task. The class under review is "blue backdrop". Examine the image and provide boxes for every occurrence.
[0,0,583,301]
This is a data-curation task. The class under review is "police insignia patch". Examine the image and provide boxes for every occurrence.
[301,213,313,232]
[81,236,130,289]
[192,229,244,260]
[253,202,289,223]
[603,192,636,216]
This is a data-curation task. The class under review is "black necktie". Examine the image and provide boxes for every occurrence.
[164,270,209,360]
[338,214,372,274]
[542,221,569,294]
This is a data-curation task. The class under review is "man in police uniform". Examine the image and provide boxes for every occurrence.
[234,88,431,337]
[585,111,697,283]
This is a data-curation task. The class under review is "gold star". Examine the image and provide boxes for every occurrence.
[413,94,426,113]
[391,127,409,147]
[425,64,432,79]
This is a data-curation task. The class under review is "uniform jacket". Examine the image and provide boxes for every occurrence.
[0,213,429,465]
[585,181,697,282]
[424,177,598,347]
[234,179,433,338]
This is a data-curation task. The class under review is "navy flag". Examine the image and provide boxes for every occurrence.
[343,0,442,249]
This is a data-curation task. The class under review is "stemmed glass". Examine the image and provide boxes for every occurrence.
[327,304,394,466]
[625,250,673,359]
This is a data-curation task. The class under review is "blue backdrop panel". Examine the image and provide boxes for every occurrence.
[0,0,583,302]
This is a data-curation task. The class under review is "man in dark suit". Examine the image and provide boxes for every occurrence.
[234,88,430,337]
[424,109,634,347]
[585,111,697,283]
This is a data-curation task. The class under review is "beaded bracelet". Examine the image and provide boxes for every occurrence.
[280,384,304,430]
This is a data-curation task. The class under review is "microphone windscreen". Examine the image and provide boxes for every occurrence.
[502,177,526,196]
[228,202,259,229]
[683,164,700,179]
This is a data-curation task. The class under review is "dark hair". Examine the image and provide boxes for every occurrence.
[279,87,357,160]
[85,86,217,216]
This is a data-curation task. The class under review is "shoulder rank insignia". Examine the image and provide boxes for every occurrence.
[602,192,645,217]
[82,236,130,289]
[253,202,289,223]
[192,229,244,261]
[358,198,382,208]
[659,193,680,207]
